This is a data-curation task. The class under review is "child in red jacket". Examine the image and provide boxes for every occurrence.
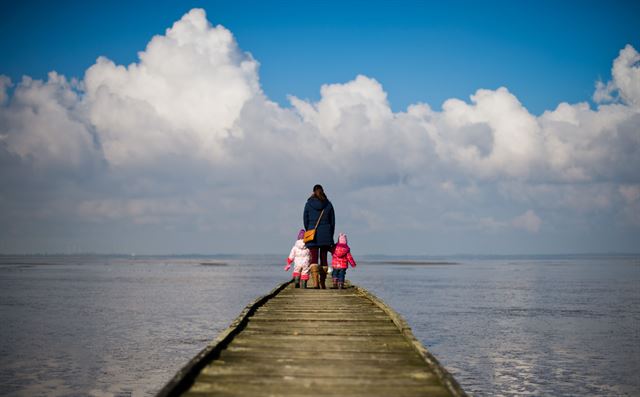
[330,233,356,289]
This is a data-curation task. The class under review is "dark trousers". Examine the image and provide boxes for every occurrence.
[333,268,347,282]
[309,246,330,266]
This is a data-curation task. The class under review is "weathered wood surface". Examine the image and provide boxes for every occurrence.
[158,281,467,397]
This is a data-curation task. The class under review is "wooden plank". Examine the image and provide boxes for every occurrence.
[244,322,397,329]
[189,374,440,386]
[183,384,451,396]
[223,347,424,360]
[157,281,467,397]
[261,307,378,311]
[183,384,453,397]
[240,329,401,337]
[217,352,426,364]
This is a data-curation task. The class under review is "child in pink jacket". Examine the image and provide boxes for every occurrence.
[331,232,357,289]
[285,229,312,288]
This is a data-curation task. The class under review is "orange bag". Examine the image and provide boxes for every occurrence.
[303,209,324,243]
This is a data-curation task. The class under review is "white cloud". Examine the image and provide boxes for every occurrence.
[619,185,640,203]
[0,72,99,169]
[78,197,204,225]
[594,45,640,108]
[512,210,542,233]
[441,211,507,233]
[593,80,615,104]
[290,75,393,137]
[540,100,640,183]
[498,182,617,214]
[82,8,261,167]
[0,75,11,105]
[619,185,640,227]
[429,87,544,179]
[0,8,638,253]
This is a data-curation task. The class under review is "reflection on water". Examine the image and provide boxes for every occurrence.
[0,256,286,396]
[350,257,640,396]
[0,255,638,396]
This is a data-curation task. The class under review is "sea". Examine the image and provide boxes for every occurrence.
[0,254,638,396]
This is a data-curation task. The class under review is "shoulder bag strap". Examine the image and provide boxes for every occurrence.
[313,209,325,229]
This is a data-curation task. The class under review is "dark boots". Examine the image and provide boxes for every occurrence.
[294,276,300,288]
[319,266,327,289]
[331,278,338,289]
[301,280,307,289]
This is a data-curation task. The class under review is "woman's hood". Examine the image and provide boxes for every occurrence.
[307,197,329,210]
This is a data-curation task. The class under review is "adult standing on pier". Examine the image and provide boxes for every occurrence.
[303,184,335,289]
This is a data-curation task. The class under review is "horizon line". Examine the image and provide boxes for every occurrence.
[1,252,638,258]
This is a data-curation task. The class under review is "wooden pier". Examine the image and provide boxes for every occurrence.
[157,281,467,397]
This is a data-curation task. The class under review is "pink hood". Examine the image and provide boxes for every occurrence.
[331,233,356,269]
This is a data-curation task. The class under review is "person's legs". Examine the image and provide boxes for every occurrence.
[292,263,303,288]
[331,267,338,289]
[300,263,310,289]
[309,265,319,288]
[337,268,347,289]
[309,247,320,289]
[318,246,329,289]
[319,246,329,267]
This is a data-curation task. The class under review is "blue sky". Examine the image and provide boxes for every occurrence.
[0,1,639,254]
[2,1,638,114]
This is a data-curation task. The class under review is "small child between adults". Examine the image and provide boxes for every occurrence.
[285,229,311,288]
[331,232,357,289]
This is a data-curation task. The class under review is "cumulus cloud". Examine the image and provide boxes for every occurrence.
[512,210,542,233]
[619,184,640,227]
[83,8,261,167]
[0,72,99,169]
[0,8,638,253]
[594,45,640,108]
[0,75,10,104]
[78,197,205,225]
[428,87,544,179]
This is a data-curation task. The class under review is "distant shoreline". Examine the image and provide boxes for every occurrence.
[1,252,638,258]
[365,260,460,266]
[199,262,228,266]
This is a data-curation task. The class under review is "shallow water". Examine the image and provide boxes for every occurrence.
[350,257,640,396]
[0,255,638,396]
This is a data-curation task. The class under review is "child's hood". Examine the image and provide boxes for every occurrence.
[294,239,307,250]
[333,233,351,257]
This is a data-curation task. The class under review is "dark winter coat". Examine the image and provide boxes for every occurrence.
[303,197,335,248]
